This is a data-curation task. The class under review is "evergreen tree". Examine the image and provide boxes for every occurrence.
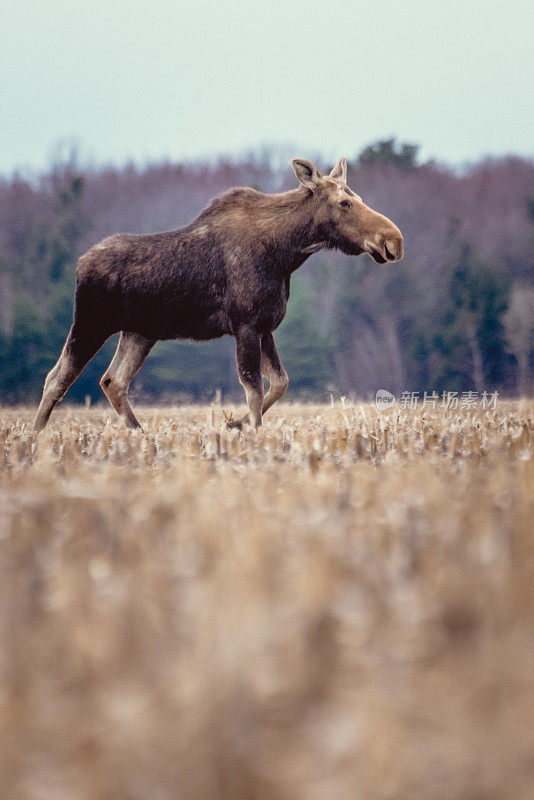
[432,244,509,392]
[357,138,419,169]
[140,337,237,402]
[0,297,48,401]
[276,274,335,397]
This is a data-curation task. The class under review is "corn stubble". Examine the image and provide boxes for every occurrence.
[0,401,533,800]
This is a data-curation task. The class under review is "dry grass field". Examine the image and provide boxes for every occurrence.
[0,400,533,800]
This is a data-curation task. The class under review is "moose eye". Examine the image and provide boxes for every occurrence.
[340,200,351,209]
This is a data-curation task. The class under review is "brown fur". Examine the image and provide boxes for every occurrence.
[33,158,403,432]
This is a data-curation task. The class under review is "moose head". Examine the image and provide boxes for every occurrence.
[292,157,404,263]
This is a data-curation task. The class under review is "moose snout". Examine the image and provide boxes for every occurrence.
[364,228,404,264]
[383,231,404,262]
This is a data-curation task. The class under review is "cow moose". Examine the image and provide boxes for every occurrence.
[33,157,403,433]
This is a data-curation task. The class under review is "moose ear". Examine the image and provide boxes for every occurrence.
[329,156,347,183]
[292,158,323,191]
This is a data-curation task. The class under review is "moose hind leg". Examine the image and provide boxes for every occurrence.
[99,332,155,430]
[33,325,108,433]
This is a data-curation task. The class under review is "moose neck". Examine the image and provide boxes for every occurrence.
[254,188,325,273]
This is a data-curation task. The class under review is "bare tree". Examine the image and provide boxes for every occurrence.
[504,283,534,396]
[462,311,485,393]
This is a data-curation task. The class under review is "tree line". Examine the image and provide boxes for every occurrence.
[0,140,533,404]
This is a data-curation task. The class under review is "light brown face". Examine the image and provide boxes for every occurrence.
[292,157,404,264]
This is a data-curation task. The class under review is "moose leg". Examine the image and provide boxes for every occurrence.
[33,324,109,433]
[234,327,263,428]
[99,331,155,430]
[260,332,289,415]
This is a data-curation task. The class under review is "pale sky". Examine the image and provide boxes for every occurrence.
[1,0,533,175]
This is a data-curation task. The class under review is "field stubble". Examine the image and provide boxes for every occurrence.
[0,401,533,800]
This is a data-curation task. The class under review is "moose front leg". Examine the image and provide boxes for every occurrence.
[260,332,289,415]
[234,327,264,428]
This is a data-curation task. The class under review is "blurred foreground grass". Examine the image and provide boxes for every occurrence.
[1,401,533,800]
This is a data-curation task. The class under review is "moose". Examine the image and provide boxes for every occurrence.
[33,157,403,433]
